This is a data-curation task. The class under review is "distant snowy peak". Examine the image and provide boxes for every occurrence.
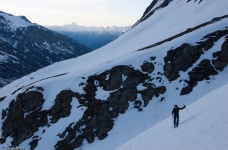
[0,11,35,31]
[46,22,130,33]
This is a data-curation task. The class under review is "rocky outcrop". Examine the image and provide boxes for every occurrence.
[55,65,163,150]
[50,90,80,124]
[212,36,228,71]
[163,29,228,95]
[1,90,48,146]
[181,59,218,95]
[1,65,167,149]
[164,43,203,81]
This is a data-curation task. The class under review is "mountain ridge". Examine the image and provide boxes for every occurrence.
[0,11,92,87]
[46,23,130,50]
[46,22,129,33]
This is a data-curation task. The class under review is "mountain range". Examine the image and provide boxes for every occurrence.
[46,23,129,50]
[0,11,92,88]
[0,0,228,150]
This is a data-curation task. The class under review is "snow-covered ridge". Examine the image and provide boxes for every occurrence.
[0,11,35,31]
[46,22,130,33]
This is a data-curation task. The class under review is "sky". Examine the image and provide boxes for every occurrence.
[0,0,153,27]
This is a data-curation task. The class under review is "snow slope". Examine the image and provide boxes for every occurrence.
[0,0,228,149]
[116,83,228,150]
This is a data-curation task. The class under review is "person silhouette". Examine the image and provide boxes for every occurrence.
[172,104,185,128]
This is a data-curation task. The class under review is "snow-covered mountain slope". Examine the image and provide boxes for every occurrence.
[46,23,130,50]
[116,82,228,150]
[0,10,33,31]
[0,0,228,149]
[0,11,92,87]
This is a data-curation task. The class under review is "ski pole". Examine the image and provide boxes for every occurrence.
[185,106,193,117]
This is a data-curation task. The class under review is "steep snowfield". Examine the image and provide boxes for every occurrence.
[116,82,228,150]
[0,0,228,149]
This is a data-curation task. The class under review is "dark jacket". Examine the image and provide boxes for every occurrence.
[172,105,185,115]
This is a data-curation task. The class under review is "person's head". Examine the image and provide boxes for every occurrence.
[174,105,178,108]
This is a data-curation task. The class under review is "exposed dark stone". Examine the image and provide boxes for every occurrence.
[212,36,228,71]
[134,100,143,109]
[159,97,165,102]
[141,86,166,107]
[155,86,166,96]
[0,96,6,102]
[164,43,203,81]
[50,90,80,123]
[181,59,218,95]
[2,64,167,149]
[20,91,44,113]
[150,56,156,60]
[36,87,44,91]
[1,91,49,146]
[29,139,39,150]
[141,87,156,107]
[198,30,228,51]
[181,86,193,95]
[101,66,135,91]
[123,70,149,88]
[54,65,155,149]
[141,62,155,73]
[1,109,7,120]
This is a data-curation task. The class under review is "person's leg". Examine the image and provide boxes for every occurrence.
[176,115,179,127]
[174,115,177,127]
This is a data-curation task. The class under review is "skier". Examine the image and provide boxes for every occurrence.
[172,104,185,128]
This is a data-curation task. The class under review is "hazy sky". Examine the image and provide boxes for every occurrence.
[0,0,152,27]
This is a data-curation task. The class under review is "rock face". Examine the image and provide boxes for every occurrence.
[162,29,228,95]
[1,65,166,149]
[164,43,203,81]
[1,91,47,147]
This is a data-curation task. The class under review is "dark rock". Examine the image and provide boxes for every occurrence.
[150,56,156,60]
[212,36,228,71]
[29,139,39,150]
[181,86,193,95]
[1,109,7,120]
[198,30,228,51]
[141,62,155,73]
[20,91,44,113]
[36,87,44,91]
[1,91,49,146]
[134,100,143,109]
[141,87,156,107]
[181,59,218,95]
[50,90,80,123]
[164,43,203,81]
[0,96,6,102]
